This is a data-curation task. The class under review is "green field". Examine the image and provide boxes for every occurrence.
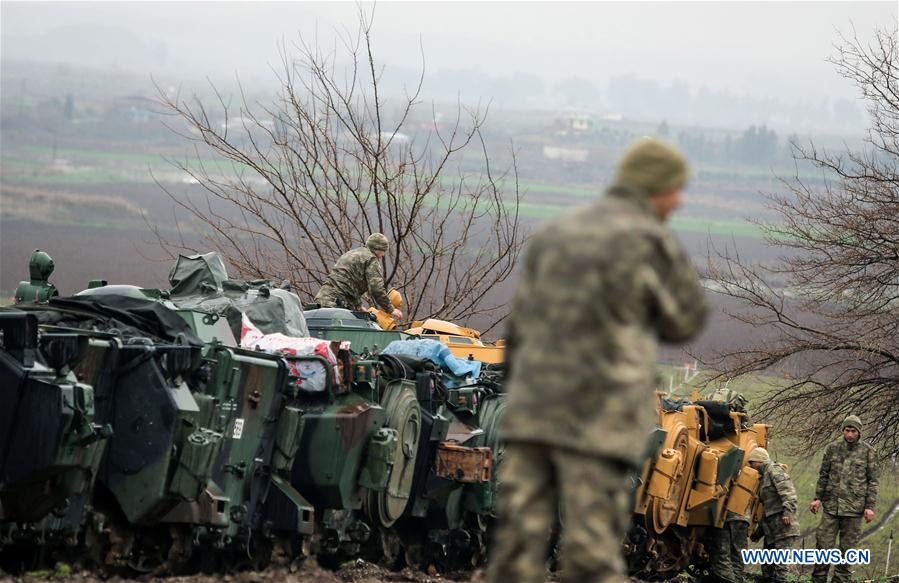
[2,145,773,239]
[660,366,899,580]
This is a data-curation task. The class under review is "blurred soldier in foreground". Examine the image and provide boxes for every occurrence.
[748,447,800,583]
[314,233,403,320]
[488,138,708,583]
[705,389,752,583]
[809,415,879,583]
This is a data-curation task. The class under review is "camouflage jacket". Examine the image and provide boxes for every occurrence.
[815,439,879,516]
[758,461,801,541]
[501,184,708,465]
[708,387,752,429]
[315,247,393,312]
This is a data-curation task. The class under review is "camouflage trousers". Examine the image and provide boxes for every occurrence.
[313,286,361,310]
[811,513,863,583]
[707,520,749,583]
[487,442,630,583]
[760,535,797,583]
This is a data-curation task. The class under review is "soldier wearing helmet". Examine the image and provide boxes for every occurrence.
[314,233,403,321]
[809,415,879,583]
[748,447,800,583]
[489,138,707,583]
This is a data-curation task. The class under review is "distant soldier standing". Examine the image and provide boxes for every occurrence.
[488,138,708,583]
[314,233,403,321]
[747,447,800,583]
[809,415,879,583]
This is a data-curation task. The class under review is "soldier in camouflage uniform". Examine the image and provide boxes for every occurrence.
[748,447,800,583]
[488,138,708,583]
[707,388,751,429]
[706,514,750,583]
[706,389,752,583]
[313,233,403,320]
[809,415,879,583]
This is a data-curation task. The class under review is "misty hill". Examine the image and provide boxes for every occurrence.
[2,24,160,72]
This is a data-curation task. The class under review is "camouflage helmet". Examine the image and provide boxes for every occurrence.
[615,138,690,195]
[748,447,770,464]
[366,233,390,252]
[841,415,862,435]
[709,387,748,412]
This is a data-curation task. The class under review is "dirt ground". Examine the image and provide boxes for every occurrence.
[0,561,702,583]
[1,560,489,583]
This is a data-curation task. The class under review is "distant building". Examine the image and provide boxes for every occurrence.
[110,96,159,123]
[567,114,595,133]
[542,145,589,163]
[220,116,275,133]
[552,113,596,137]
[379,131,411,145]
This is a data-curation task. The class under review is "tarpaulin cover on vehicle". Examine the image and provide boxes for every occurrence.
[167,252,308,339]
[382,338,482,379]
[31,295,204,346]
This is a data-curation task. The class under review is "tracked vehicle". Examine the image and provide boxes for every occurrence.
[625,390,768,579]
[0,251,505,574]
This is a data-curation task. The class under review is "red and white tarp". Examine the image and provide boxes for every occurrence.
[240,313,339,391]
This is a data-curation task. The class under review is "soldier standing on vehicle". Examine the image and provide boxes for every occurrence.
[488,138,708,583]
[313,233,403,321]
[809,415,879,583]
[747,447,800,583]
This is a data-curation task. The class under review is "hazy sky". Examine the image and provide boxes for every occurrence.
[2,2,896,105]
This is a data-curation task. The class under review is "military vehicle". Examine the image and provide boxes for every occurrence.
[304,306,408,353]
[625,389,768,579]
[405,319,505,364]
[2,265,317,573]
[0,251,505,574]
[366,293,506,363]
[301,300,505,569]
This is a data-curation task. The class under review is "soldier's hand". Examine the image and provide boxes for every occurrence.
[864,508,874,523]
[391,308,404,321]
[809,499,821,514]
[782,515,792,526]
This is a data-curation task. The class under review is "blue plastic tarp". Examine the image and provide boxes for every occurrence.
[382,339,482,379]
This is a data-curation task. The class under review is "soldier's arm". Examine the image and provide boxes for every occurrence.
[643,232,708,343]
[773,468,799,517]
[865,448,879,510]
[815,445,832,500]
[365,259,394,312]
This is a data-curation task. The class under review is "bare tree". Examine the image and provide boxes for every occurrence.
[703,27,899,458]
[152,9,523,332]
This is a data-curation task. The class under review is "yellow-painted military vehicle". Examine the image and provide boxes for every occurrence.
[404,319,505,364]
[625,389,767,579]
[367,291,505,364]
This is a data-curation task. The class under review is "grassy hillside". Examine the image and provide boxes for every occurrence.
[659,366,899,580]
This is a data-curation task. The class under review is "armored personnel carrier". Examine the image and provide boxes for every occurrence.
[625,389,768,579]
[0,251,505,574]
